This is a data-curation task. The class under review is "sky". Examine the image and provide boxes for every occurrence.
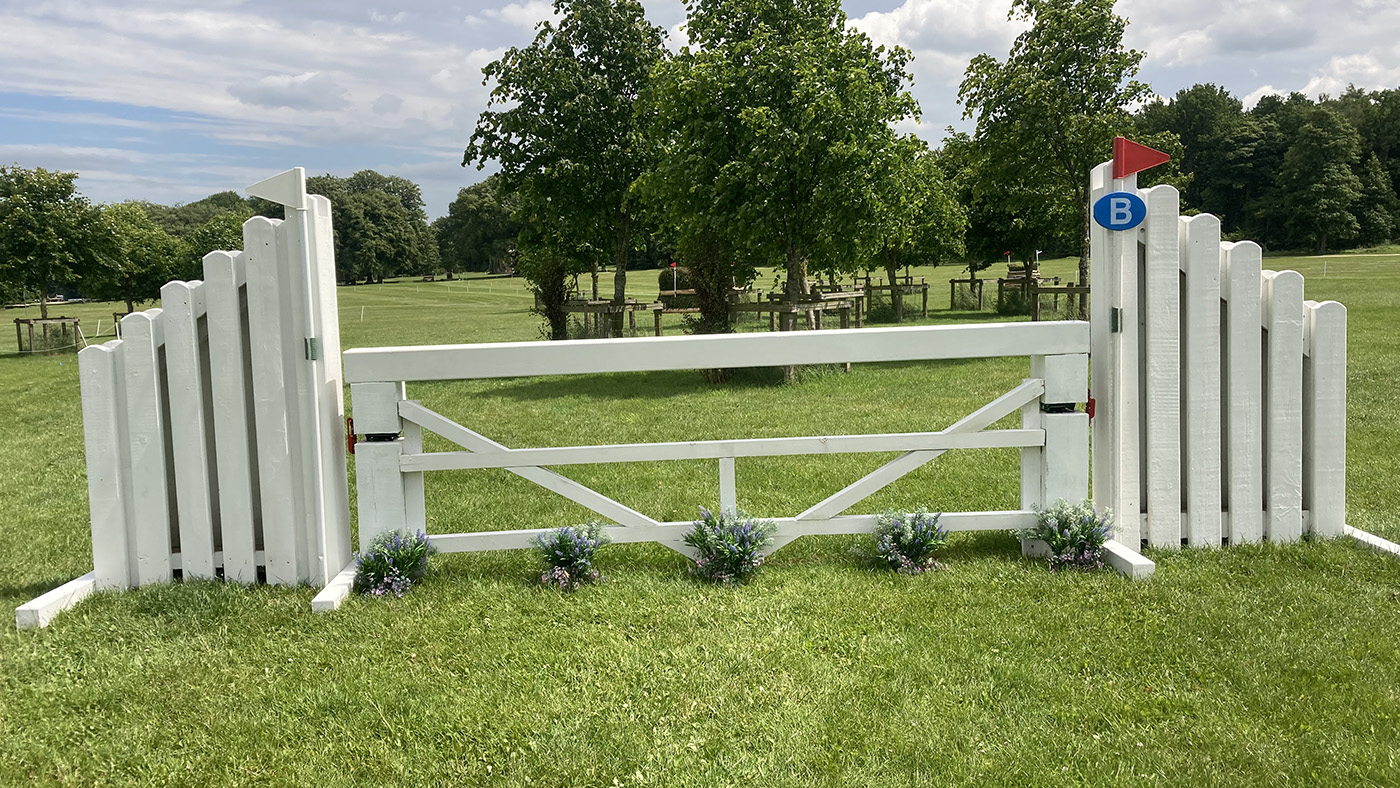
[2,0,1398,219]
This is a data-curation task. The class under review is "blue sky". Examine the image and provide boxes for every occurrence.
[2,0,1397,218]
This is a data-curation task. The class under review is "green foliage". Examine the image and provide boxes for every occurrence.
[353,529,437,598]
[533,520,610,591]
[435,175,521,275]
[869,138,967,321]
[958,0,1150,293]
[1016,498,1113,572]
[0,165,109,318]
[138,191,253,239]
[184,211,247,279]
[639,0,917,306]
[1273,106,1364,253]
[466,0,666,309]
[683,507,776,585]
[872,509,948,574]
[308,171,439,283]
[83,203,184,312]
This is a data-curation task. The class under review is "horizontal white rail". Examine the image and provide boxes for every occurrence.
[344,321,1091,383]
[399,429,1044,471]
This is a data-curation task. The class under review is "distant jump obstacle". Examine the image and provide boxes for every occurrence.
[18,148,1398,628]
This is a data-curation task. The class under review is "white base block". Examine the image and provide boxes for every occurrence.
[1021,538,1050,558]
[1103,539,1155,580]
[16,572,97,629]
[311,560,358,613]
[1343,525,1400,559]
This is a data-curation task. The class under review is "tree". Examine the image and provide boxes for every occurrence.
[1274,106,1364,254]
[0,165,108,318]
[86,203,184,313]
[1136,84,1257,233]
[959,0,1150,315]
[185,211,248,279]
[305,172,438,283]
[465,0,666,327]
[1356,153,1399,246]
[435,176,522,276]
[140,191,253,238]
[641,0,917,313]
[869,136,966,321]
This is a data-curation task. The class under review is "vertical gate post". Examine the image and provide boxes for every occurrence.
[1037,353,1089,504]
[351,381,412,546]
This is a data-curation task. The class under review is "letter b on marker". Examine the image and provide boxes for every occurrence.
[1093,191,1146,231]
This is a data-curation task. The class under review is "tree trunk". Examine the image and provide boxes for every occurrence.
[39,286,49,320]
[1077,196,1092,319]
[610,216,630,336]
[883,253,903,323]
[1317,233,1328,255]
[125,296,135,314]
[590,260,600,301]
[783,248,809,383]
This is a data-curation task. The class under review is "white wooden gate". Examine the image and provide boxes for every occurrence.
[1088,162,1348,548]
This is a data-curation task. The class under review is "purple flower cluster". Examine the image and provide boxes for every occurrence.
[1020,499,1114,573]
[873,509,948,575]
[533,522,608,591]
[684,507,776,585]
[353,529,435,598]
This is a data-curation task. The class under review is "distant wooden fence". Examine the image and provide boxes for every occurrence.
[18,169,351,628]
[1088,162,1347,548]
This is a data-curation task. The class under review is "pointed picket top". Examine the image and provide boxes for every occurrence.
[247,167,307,211]
[1113,137,1171,180]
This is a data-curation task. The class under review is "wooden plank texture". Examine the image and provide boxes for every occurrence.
[119,310,173,585]
[1179,215,1223,546]
[1142,185,1181,548]
[1304,300,1347,537]
[1263,270,1305,542]
[1221,242,1264,543]
[161,280,217,579]
[78,342,132,589]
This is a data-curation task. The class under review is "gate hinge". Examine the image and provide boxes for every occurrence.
[305,337,320,360]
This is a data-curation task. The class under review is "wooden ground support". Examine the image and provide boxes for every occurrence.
[561,299,656,338]
[948,278,985,310]
[1029,285,1090,321]
[14,317,80,353]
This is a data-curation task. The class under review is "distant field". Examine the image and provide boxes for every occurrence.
[0,254,1396,786]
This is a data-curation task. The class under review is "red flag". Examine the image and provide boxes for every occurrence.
[1113,137,1171,179]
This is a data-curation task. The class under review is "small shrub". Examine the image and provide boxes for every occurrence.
[684,507,776,585]
[354,530,436,598]
[1016,499,1113,572]
[872,508,948,574]
[533,521,610,591]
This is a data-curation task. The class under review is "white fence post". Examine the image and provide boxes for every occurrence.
[1221,242,1264,544]
[351,381,412,546]
[78,342,132,590]
[1178,214,1223,547]
[1037,353,1089,506]
[1142,185,1181,548]
[1263,270,1305,542]
[120,310,173,585]
[161,280,218,579]
[1304,300,1347,537]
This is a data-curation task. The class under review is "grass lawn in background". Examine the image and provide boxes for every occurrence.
[0,253,1396,786]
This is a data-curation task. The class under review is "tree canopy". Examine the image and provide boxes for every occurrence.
[0,165,109,317]
[434,175,522,276]
[87,203,184,313]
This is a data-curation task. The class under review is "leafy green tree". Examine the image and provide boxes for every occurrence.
[0,165,109,318]
[140,191,253,238]
[1274,106,1364,254]
[869,136,966,321]
[641,0,917,310]
[1136,84,1257,233]
[86,203,184,313]
[959,0,1150,313]
[185,211,248,280]
[304,172,438,283]
[435,175,522,276]
[465,0,666,323]
[1356,152,1399,246]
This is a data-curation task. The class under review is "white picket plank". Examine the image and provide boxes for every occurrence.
[1089,162,1116,518]
[202,250,258,584]
[1178,215,1223,546]
[1221,242,1264,543]
[1303,300,1347,537]
[273,215,317,584]
[1114,177,1141,547]
[1263,270,1305,542]
[119,310,173,585]
[344,322,1091,383]
[243,217,301,584]
[1142,185,1181,548]
[305,193,352,584]
[161,280,217,579]
[78,342,132,589]
[1020,385,1043,512]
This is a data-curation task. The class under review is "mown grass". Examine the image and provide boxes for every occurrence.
[0,255,1398,787]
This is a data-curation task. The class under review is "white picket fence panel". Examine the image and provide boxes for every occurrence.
[41,169,350,614]
[1088,161,1347,548]
[335,321,1136,601]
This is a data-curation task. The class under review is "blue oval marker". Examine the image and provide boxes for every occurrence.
[1093,191,1147,231]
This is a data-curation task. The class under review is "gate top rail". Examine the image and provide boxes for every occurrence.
[343,321,1090,383]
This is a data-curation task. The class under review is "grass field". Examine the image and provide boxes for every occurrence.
[1,255,1398,786]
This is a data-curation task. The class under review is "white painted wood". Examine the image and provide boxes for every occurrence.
[15,573,97,629]
[1142,185,1181,548]
[1263,270,1305,542]
[395,401,661,530]
[311,559,358,613]
[303,193,352,585]
[202,250,258,584]
[795,380,1044,520]
[1103,539,1155,580]
[1178,214,1223,546]
[273,214,317,585]
[243,217,301,584]
[1042,411,1089,505]
[403,420,427,535]
[719,457,736,514]
[1344,525,1400,558]
[1304,300,1346,538]
[1034,354,1087,404]
[344,322,1092,383]
[350,381,405,435]
[160,280,217,579]
[1088,162,1116,524]
[355,440,409,546]
[1221,242,1264,544]
[78,342,132,590]
[246,167,307,211]
[401,429,1043,471]
[119,310,173,585]
[1114,177,1141,548]
[1020,383,1043,511]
